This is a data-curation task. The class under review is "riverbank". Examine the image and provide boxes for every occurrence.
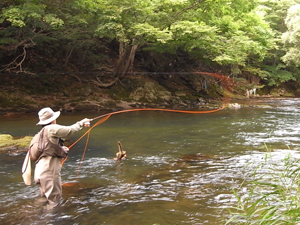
[0,72,225,116]
[1,72,298,116]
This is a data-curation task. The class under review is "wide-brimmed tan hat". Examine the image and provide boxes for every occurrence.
[36,107,60,125]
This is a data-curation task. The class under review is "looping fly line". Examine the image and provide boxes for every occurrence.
[61,106,225,183]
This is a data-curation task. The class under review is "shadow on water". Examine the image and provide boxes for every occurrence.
[2,98,300,224]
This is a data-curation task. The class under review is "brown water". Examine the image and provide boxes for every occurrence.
[1,98,300,225]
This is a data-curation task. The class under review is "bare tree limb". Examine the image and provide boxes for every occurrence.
[1,29,50,73]
[1,44,33,74]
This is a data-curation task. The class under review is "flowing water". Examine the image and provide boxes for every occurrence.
[1,98,300,225]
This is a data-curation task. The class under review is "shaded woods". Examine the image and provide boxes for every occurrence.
[1,0,300,92]
[2,0,300,115]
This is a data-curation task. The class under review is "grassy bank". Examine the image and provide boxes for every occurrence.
[226,151,300,224]
[0,134,31,150]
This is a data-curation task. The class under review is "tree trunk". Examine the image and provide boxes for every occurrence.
[93,41,138,88]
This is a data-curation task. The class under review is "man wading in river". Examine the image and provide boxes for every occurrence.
[33,107,90,209]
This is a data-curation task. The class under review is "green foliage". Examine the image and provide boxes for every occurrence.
[169,20,217,52]
[0,0,299,89]
[226,153,300,224]
[282,4,300,66]
[260,0,300,84]
[257,65,296,86]
[1,7,26,27]
[91,0,275,68]
[132,23,171,44]
[0,3,64,29]
[0,2,65,54]
[43,14,64,28]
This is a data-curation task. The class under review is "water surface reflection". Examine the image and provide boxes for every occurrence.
[1,98,300,224]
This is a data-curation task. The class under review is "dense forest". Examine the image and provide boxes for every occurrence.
[1,0,300,99]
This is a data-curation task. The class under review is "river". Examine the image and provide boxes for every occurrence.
[1,98,300,225]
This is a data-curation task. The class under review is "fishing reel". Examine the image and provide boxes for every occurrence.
[58,137,65,146]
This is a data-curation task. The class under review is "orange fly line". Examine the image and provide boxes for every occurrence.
[61,106,225,185]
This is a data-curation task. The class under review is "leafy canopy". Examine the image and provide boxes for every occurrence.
[0,0,298,87]
[282,4,300,66]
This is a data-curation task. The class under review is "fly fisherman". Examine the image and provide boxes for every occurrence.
[34,107,90,209]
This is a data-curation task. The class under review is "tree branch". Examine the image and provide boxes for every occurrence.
[1,29,50,73]
[173,0,206,18]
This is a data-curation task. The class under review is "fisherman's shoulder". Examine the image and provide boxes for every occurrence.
[45,124,65,132]
[46,123,82,137]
